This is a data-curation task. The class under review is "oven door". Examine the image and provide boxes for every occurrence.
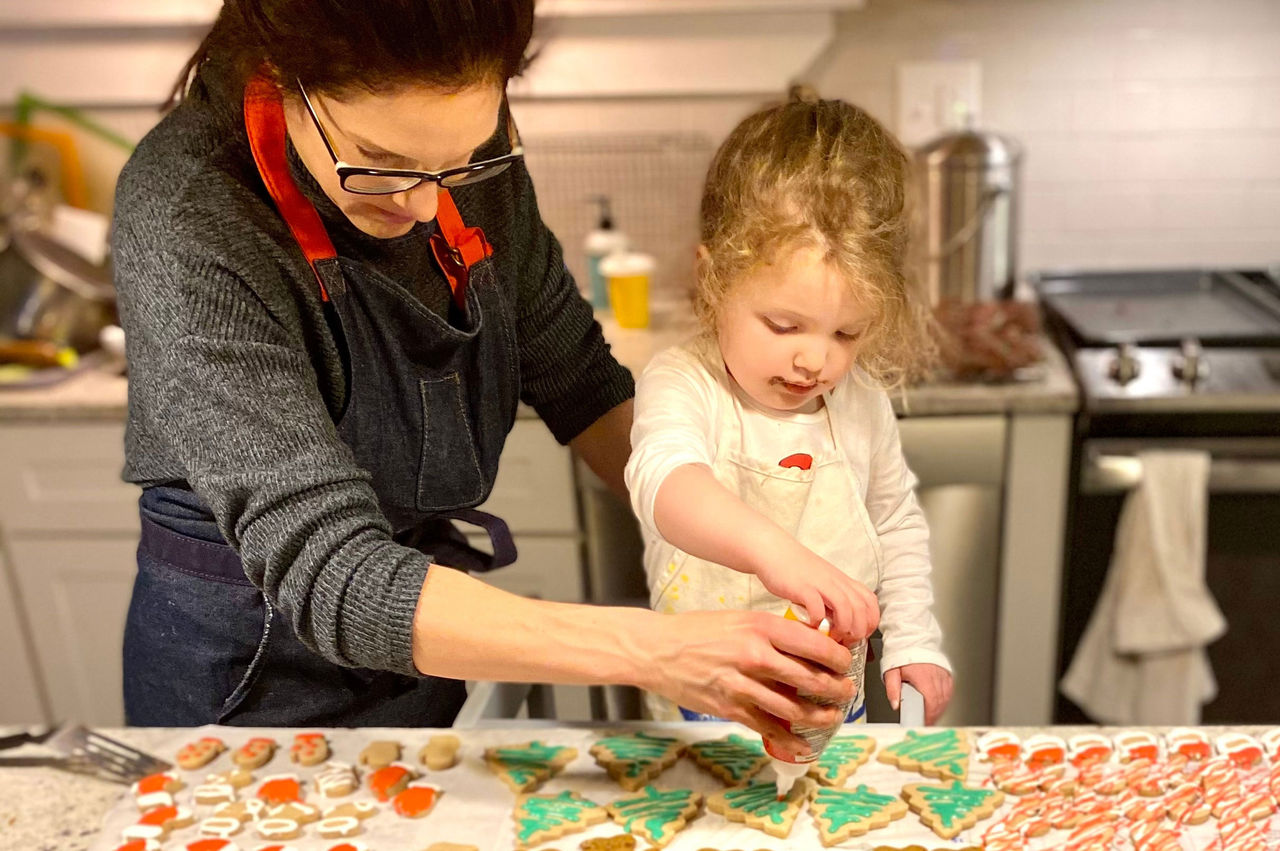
[1055,437,1280,724]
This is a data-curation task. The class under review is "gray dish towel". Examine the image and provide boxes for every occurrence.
[1061,450,1226,725]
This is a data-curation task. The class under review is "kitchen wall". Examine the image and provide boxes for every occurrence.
[6,0,1279,280]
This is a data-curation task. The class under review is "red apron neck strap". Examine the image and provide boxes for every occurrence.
[243,72,337,301]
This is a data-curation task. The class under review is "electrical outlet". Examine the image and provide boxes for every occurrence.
[895,60,982,148]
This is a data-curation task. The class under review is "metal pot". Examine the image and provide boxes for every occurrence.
[916,129,1022,306]
[0,226,116,353]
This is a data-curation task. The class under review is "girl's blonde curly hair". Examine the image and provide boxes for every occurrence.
[696,89,935,388]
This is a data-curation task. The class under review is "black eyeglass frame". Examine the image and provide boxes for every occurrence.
[296,78,524,196]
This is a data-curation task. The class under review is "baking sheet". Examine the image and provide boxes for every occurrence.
[86,724,1274,851]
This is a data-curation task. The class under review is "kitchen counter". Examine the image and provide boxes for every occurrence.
[4,723,1274,851]
[0,310,1078,421]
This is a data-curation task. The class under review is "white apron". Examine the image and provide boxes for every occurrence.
[644,351,885,722]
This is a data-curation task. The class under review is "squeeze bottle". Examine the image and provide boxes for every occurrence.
[583,196,628,310]
[765,608,867,798]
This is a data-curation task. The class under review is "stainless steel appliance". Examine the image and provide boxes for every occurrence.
[1035,268,1280,724]
[917,129,1022,306]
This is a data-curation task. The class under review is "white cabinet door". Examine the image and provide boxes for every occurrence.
[7,536,139,727]
[480,420,577,534]
[0,547,49,724]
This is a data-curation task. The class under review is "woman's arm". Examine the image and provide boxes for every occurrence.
[568,398,633,501]
[411,564,854,755]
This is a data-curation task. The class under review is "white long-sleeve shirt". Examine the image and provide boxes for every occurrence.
[625,339,951,677]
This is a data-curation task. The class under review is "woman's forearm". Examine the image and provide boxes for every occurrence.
[411,563,654,687]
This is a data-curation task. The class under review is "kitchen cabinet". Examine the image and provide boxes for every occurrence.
[0,416,593,725]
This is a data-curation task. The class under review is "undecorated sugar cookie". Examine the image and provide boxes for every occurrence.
[420,734,461,771]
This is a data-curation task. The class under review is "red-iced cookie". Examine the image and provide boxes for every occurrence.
[976,730,1021,763]
[289,732,329,766]
[177,737,227,770]
[1216,733,1264,770]
[1113,730,1160,763]
[368,762,417,802]
[1068,732,1113,768]
[132,771,184,800]
[392,782,442,818]
[1166,728,1212,762]
[185,841,241,851]
[123,805,194,841]
[233,737,277,769]
[112,841,161,851]
[1022,734,1067,769]
[255,774,303,806]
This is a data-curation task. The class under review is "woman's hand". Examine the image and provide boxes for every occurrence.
[883,663,953,725]
[748,547,880,646]
[638,609,854,758]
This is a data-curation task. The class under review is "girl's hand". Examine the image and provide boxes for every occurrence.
[884,663,953,725]
[640,609,855,758]
[749,548,880,646]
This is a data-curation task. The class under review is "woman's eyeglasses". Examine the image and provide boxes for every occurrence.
[296,79,524,196]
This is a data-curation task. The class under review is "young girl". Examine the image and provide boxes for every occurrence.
[625,92,954,725]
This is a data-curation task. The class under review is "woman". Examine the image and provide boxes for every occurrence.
[113,0,852,749]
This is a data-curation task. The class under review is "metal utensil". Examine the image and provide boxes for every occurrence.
[0,725,171,785]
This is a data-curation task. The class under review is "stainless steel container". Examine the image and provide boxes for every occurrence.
[0,226,115,353]
[917,129,1022,306]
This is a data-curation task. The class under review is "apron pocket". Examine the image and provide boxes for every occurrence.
[123,529,270,726]
[417,373,486,511]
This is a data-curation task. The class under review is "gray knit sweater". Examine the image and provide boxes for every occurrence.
[112,64,634,677]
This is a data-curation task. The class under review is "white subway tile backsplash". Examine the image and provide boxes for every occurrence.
[1106,84,1167,132]
[1208,33,1280,79]
[1256,87,1280,128]
[1164,84,1258,130]
[1115,32,1214,81]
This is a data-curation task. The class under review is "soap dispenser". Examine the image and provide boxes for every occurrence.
[583,196,629,310]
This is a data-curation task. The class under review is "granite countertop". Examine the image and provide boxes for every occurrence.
[0,308,1078,422]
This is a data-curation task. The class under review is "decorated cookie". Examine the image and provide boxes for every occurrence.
[134,791,175,812]
[111,841,161,851]
[1067,732,1113,768]
[808,783,908,846]
[975,731,1021,764]
[511,790,608,849]
[901,780,1004,840]
[265,802,319,825]
[420,734,461,770]
[879,729,970,781]
[324,801,380,821]
[1258,728,1280,758]
[212,799,265,824]
[315,815,363,838]
[809,734,875,786]
[1022,734,1067,768]
[206,767,254,790]
[132,771,184,802]
[1163,782,1212,825]
[192,783,238,806]
[185,840,241,851]
[177,737,227,770]
[422,845,479,851]
[484,741,578,793]
[253,818,302,841]
[1165,728,1212,762]
[196,816,243,839]
[289,732,329,766]
[607,785,701,848]
[232,737,276,769]
[123,805,195,842]
[315,761,360,797]
[687,733,769,785]
[590,730,685,791]
[392,782,443,818]
[368,762,418,801]
[1216,732,1265,770]
[1114,730,1160,763]
[359,740,402,770]
[706,778,810,838]
[255,774,303,806]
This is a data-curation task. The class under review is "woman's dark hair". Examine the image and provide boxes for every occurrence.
[168,0,535,106]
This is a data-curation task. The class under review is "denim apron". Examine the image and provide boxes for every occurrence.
[122,74,518,727]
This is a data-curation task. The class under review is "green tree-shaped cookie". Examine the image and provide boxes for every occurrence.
[902,779,1005,840]
[607,785,702,848]
[484,740,578,793]
[706,778,809,838]
[809,784,908,846]
[879,729,971,780]
[688,733,769,784]
[810,734,876,785]
[590,731,685,790]
[512,789,608,848]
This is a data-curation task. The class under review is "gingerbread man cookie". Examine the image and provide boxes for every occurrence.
[288,732,329,766]
[176,737,227,770]
[233,737,277,769]
[359,740,402,770]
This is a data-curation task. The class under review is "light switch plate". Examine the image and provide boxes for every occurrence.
[895,60,982,148]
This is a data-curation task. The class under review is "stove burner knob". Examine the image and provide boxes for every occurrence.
[1172,337,1209,384]
[1108,343,1142,385]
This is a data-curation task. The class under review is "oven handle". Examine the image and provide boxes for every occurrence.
[1083,447,1280,494]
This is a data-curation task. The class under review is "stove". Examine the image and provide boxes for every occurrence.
[1034,267,1280,725]
[1034,268,1280,414]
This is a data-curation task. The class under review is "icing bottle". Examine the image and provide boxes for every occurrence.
[765,607,867,798]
